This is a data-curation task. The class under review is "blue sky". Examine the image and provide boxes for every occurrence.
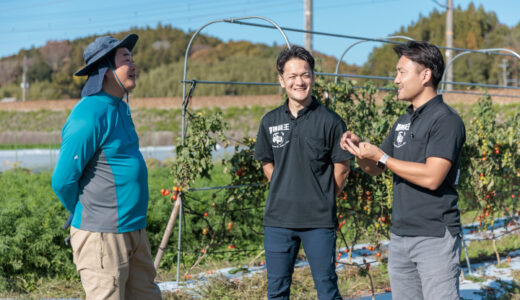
[1,0,519,65]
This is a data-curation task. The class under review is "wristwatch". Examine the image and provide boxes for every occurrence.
[377,153,389,169]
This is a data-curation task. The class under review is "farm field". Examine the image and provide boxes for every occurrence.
[1,89,520,112]
[0,94,283,111]
[2,164,520,299]
[1,82,519,299]
[0,103,276,147]
[3,1,520,298]
[1,89,519,148]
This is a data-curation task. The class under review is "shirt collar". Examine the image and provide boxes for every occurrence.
[406,95,443,118]
[93,91,123,105]
[284,97,320,118]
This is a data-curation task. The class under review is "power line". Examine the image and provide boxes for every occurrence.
[227,20,519,58]
[0,0,400,35]
[0,0,295,34]
[313,0,401,11]
[1,0,282,20]
[0,0,70,13]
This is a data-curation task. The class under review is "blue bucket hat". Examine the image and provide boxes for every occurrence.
[75,34,138,97]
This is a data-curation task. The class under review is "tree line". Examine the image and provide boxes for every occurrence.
[0,3,518,101]
[361,3,520,86]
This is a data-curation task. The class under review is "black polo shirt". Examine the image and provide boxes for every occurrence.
[254,98,352,228]
[380,95,466,237]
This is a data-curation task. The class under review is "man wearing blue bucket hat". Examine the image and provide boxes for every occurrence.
[52,34,162,300]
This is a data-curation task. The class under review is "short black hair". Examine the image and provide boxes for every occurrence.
[276,46,315,75]
[393,41,445,89]
[103,46,130,71]
[105,48,120,69]
[107,50,117,68]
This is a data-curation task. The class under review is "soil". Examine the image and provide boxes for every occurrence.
[1,91,518,147]
[0,94,284,111]
[1,89,520,111]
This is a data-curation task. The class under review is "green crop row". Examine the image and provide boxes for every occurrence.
[1,80,519,295]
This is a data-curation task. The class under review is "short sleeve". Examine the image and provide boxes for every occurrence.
[380,124,395,156]
[331,119,353,163]
[254,117,274,162]
[425,113,465,162]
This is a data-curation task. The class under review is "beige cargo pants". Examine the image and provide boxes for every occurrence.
[70,227,162,300]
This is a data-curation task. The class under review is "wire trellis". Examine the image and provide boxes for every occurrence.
[160,15,520,284]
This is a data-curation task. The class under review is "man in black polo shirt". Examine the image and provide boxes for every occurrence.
[254,46,352,300]
[341,41,465,299]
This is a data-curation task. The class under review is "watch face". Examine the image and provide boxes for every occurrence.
[377,161,385,169]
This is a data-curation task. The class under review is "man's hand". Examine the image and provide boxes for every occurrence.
[342,131,384,162]
[341,131,386,176]
[340,131,360,151]
[356,142,385,161]
[261,162,274,182]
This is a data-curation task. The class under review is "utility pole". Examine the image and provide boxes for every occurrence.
[514,59,518,87]
[499,58,508,87]
[304,0,312,53]
[445,0,453,91]
[21,55,29,102]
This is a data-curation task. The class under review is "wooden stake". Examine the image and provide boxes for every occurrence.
[492,237,501,265]
[154,194,182,271]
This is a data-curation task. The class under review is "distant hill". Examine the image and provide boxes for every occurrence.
[1,3,519,101]
[362,3,520,87]
[0,24,357,100]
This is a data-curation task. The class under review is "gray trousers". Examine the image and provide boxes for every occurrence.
[388,229,461,300]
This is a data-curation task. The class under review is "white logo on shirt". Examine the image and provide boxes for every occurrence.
[269,123,289,134]
[395,123,410,131]
[394,122,410,148]
[270,123,290,148]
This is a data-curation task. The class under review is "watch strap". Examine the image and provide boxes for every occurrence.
[377,153,389,169]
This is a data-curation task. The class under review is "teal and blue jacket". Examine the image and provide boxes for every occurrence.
[52,92,148,233]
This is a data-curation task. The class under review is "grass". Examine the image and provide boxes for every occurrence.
[461,232,520,266]
[461,209,481,225]
[0,144,59,150]
[165,233,520,299]
[0,263,389,299]
[0,105,276,149]
[460,208,514,226]
[450,102,520,122]
[464,274,486,283]
[2,163,520,298]
[161,261,390,299]
[2,277,85,299]
[156,213,520,299]
[497,262,511,269]
[0,110,70,132]
[161,232,520,299]
[3,101,518,149]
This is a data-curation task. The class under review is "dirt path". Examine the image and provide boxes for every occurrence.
[0,95,284,111]
[1,89,520,111]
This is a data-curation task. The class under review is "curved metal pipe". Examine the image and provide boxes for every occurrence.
[182,17,291,142]
[440,48,520,92]
[176,16,291,285]
[334,35,415,84]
